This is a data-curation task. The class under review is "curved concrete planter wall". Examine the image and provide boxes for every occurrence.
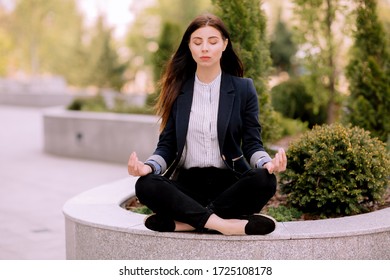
[63,177,390,260]
[43,107,160,164]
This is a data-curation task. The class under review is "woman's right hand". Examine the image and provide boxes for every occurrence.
[127,152,153,177]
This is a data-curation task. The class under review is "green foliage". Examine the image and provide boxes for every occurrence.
[156,0,212,29]
[79,16,126,91]
[112,97,155,115]
[345,0,390,144]
[0,27,12,75]
[265,205,303,222]
[67,94,154,115]
[4,1,125,91]
[152,21,181,83]
[67,94,107,112]
[275,113,308,137]
[0,7,12,76]
[377,0,390,35]
[271,78,327,128]
[280,123,390,217]
[125,0,212,83]
[9,0,84,75]
[145,92,159,110]
[292,0,352,124]
[269,19,297,75]
[212,0,282,143]
[131,206,153,215]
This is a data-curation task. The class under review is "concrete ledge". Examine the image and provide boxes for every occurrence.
[43,107,160,164]
[63,177,390,259]
[0,93,78,107]
[0,91,145,108]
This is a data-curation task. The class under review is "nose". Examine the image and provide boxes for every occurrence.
[201,42,209,52]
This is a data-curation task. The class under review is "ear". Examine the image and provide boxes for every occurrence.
[223,39,228,51]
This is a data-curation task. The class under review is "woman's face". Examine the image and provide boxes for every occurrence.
[189,26,228,69]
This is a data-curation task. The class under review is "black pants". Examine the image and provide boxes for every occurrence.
[135,167,276,230]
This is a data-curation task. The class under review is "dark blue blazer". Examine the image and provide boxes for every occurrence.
[151,72,268,177]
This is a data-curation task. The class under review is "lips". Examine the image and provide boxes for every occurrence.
[200,56,211,60]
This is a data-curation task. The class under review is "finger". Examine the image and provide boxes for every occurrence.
[133,154,139,173]
[129,152,137,165]
[275,149,286,172]
[279,148,287,170]
[279,148,286,161]
[128,152,140,175]
[128,153,136,174]
[128,152,134,163]
[130,154,137,168]
[273,152,280,171]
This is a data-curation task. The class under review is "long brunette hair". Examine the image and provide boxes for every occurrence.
[156,13,244,131]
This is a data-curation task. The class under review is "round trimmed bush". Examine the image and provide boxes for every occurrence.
[280,123,390,217]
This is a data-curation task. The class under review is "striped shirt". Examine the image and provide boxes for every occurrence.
[180,73,226,169]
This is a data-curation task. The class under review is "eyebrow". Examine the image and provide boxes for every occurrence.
[192,36,220,40]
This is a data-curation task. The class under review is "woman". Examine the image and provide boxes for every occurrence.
[128,13,287,235]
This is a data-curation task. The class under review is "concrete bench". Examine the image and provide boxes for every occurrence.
[43,107,160,164]
[63,177,390,259]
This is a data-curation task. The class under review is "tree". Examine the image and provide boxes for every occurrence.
[9,0,84,75]
[377,0,390,35]
[292,0,352,124]
[5,1,125,90]
[0,6,13,75]
[155,0,212,30]
[152,21,181,84]
[81,16,126,91]
[212,0,281,143]
[269,17,298,75]
[345,0,390,143]
[150,0,211,84]
[271,78,327,127]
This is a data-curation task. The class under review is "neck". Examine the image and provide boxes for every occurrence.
[196,66,221,84]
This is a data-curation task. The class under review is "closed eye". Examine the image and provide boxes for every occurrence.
[193,38,202,45]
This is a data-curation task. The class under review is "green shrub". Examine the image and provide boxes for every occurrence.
[112,96,154,115]
[131,205,153,215]
[280,123,390,217]
[275,112,308,137]
[271,78,327,128]
[67,94,154,115]
[67,94,107,112]
[265,205,303,222]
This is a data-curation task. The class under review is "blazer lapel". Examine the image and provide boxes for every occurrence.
[176,77,195,153]
[217,73,235,149]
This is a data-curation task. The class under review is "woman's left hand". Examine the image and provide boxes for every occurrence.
[263,148,287,174]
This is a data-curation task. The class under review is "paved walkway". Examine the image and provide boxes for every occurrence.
[0,105,127,259]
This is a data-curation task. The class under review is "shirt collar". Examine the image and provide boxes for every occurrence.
[195,72,222,87]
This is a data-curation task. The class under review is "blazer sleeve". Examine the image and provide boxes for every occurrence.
[241,79,272,167]
[145,103,178,174]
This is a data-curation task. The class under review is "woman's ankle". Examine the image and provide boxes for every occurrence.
[205,214,247,235]
[174,221,195,232]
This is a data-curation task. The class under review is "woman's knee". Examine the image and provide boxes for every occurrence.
[135,174,160,199]
[245,168,277,195]
[260,169,277,195]
[135,174,176,202]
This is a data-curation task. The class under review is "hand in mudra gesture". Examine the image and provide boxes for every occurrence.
[263,148,287,174]
[127,152,153,177]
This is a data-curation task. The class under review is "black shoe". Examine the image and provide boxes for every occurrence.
[242,214,276,235]
[144,214,175,232]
